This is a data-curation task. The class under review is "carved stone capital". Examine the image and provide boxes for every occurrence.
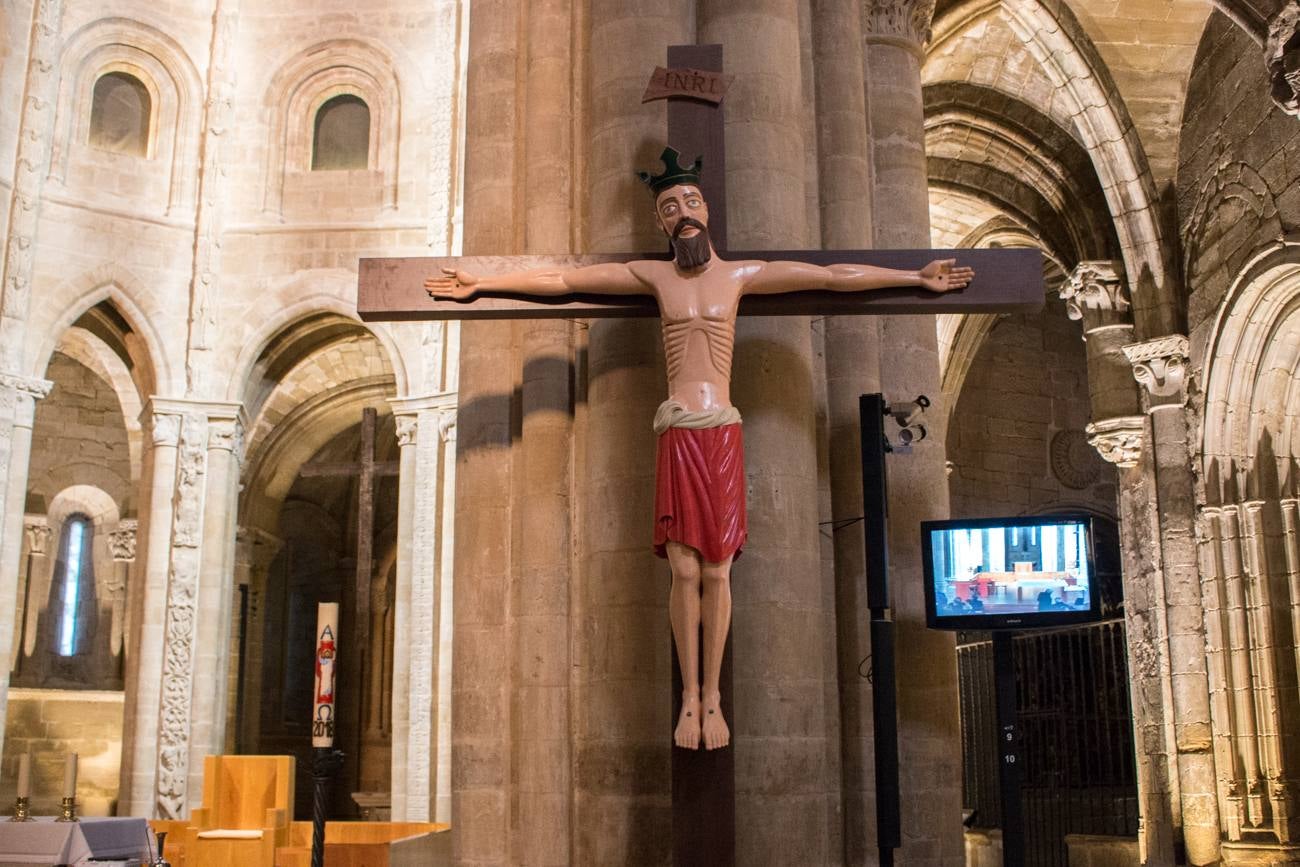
[208,416,245,463]
[149,412,182,447]
[109,519,138,561]
[1124,334,1189,407]
[0,374,53,423]
[863,0,937,48]
[1085,416,1147,468]
[1061,261,1131,331]
[1268,1,1300,116]
[438,410,457,443]
[24,518,51,557]
[395,415,418,447]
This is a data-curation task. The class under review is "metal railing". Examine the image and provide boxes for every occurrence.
[958,620,1138,865]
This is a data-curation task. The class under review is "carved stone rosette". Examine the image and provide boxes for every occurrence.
[1268,1,1300,116]
[1060,260,1131,331]
[1124,334,1189,408]
[1085,415,1147,468]
[863,0,938,49]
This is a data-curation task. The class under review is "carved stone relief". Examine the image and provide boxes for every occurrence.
[1050,429,1102,489]
[1267,1,1300,117]
[1124,335,1189,407]
[1085,415,1146,468]
[109,519,138,561]
[863,0,938,46]
[1060,261,1130,330]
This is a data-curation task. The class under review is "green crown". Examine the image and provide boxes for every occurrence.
[636,147,703,195]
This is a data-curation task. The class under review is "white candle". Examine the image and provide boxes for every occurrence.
[63,753,77,800]
[312,603,340,748]
[16,753,29,799]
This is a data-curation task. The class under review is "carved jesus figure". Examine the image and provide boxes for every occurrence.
[427,148,973,750]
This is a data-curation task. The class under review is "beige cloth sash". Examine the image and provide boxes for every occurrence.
[653,400,742,436]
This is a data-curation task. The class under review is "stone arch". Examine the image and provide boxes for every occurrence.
[1199,242,1300,484]
[50,16,203,213]
[224,285,408,413]
[1212,0,1269,45]
[1183,162,1280,315]
[27,263,173,399]
[260,38,402,216]
[929,0,1174,334]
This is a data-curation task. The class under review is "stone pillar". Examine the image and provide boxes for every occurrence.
[391,394,457,823]
[1124,335,1221,864]
[18,518,52,668]
[1062,262,1179,865]
[234,528,281,756]
[859,1,966,861]
[0,375,52,757]
[573,2,690,863]
[695,2,837,862]
[119,407,181,816]
[107,520,138,659]
[813,0,880,856]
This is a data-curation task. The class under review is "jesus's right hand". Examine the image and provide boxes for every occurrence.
[424,267,479,300]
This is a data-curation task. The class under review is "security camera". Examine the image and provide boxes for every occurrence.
[886,395,930,451]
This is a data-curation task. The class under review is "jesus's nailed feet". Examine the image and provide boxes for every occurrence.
[675,693,702,749]
[701,691,730,750]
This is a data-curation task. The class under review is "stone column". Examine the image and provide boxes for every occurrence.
[391,394,457,823]
[18,518,52,668]
[859,1,966,861]
[119,406,181,816]
[815,0,880,848]
[1124,335,1221,864]
[0,375,52,757]
[693,2,839,862]
[234,528,282,755]
[1062,262,1179,865]
[573,2,690,863]
[107,520,138,659]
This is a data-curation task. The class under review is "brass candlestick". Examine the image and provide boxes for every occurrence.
[8,796,30,822]
[56,796,77,822]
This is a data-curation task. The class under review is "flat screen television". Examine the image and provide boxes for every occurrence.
[921,514,1101,631]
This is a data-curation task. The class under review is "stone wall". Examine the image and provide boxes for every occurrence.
[1179,11,1300,353]
[948,294,1117,521]
[0,688,124,816]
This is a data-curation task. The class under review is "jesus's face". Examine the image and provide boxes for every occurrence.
[656,184,712,269]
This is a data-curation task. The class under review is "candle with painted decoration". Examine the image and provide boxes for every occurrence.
[312,603,340,748]
[62,753,77,800]
[16,753,29,799]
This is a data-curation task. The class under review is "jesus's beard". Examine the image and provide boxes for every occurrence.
[671,218,712,270]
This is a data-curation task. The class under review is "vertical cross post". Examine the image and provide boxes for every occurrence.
[665,43,735,867]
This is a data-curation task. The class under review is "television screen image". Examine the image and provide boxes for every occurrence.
[922,515,1100,630]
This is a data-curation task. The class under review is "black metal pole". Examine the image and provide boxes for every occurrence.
[992,631,1024,867]
[860,394,901,862]
[310,747,344,867]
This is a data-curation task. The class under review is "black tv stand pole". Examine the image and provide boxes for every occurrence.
[993,630,1025,866]
[860,394,899,865]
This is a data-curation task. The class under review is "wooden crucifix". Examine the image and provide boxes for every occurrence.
[358,45,1041,864]
[297,406,398,804]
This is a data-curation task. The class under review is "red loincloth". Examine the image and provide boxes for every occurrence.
[653,423,747,563]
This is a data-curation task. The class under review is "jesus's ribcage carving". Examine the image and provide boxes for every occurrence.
[662,314,735,382]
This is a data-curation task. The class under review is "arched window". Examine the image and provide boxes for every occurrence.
[52,514,97,656]
[89,71,151,157]
[311,94,370,170]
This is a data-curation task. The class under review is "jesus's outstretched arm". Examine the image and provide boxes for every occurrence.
[742,257,974,296]
[425,261,650,300]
